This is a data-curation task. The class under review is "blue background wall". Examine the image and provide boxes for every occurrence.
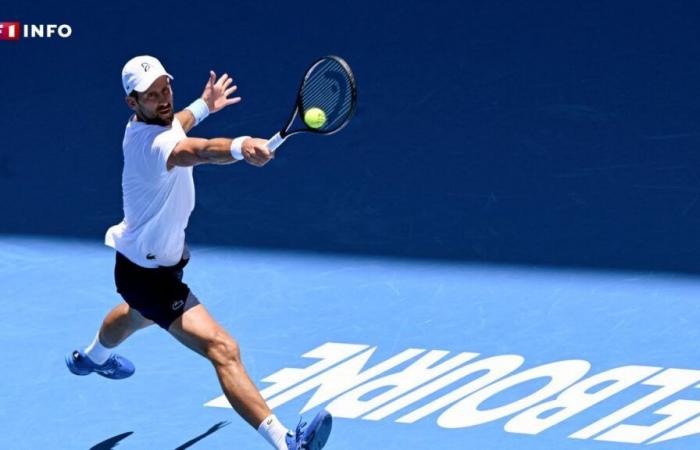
[3,0,700,273]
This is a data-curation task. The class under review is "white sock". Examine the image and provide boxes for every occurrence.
[84,331,112,365]
[257,414,290,450]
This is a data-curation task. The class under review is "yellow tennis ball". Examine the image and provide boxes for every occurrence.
[304,107,327,129]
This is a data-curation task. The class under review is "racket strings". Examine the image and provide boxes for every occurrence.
[300,58,355,132]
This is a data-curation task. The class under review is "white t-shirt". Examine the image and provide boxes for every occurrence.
[105,116,194,268]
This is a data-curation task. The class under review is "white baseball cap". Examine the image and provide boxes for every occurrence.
[121,55,173,95]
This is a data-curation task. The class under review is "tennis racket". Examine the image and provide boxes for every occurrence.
[266,55,357,152]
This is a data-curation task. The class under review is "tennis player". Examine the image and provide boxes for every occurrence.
[65,55,332,450]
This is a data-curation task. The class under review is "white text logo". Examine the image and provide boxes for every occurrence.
[206,342,700,445]
[0,22,72,40]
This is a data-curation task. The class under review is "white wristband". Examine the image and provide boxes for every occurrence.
[230,136,250,161]
[185,98,210,127]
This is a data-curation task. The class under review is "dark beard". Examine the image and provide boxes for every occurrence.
[137,110,174,126]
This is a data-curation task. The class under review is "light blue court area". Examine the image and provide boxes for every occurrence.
[3,235,700,449]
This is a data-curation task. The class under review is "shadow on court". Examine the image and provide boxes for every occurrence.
[87,422,229,450]
[89,432,133,450]
[173,421,230,450]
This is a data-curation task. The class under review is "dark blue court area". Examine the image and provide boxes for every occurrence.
[3,1,700,449]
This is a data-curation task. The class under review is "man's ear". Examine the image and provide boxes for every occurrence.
[125,95,138,111]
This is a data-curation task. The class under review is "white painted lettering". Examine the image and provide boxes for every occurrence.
[505,365,662,435]
[438,360,591,428]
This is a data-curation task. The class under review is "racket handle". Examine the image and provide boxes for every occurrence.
[267,132,286,152]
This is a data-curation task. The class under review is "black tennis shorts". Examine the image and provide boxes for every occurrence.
[114,251,192,329]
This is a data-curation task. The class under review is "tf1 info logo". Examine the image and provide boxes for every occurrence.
[0,22,72,40]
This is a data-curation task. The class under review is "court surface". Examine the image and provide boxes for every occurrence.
[2,235,700,449]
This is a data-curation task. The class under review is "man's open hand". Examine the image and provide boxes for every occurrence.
[201,71,241,114]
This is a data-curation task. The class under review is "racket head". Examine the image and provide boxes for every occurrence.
[282,55,357,137]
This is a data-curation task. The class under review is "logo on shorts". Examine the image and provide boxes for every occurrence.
[172,300,185,310]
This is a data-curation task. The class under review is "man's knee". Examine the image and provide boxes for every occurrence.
[205,331,241,366]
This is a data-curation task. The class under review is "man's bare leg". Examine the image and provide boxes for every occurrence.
[167,300,271,428]
[98,302,154,348]
[66,302,152,379]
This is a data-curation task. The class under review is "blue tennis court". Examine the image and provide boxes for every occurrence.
[4,0,700,448]
[2,236,700,449]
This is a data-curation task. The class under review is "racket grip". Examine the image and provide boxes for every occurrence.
[267,132,286,152]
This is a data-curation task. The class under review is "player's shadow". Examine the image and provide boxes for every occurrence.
[87,422,229,449]
[174,421,231,449]
[89,431,133,449]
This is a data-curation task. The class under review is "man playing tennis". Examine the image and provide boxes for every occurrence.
[65,55,332,450]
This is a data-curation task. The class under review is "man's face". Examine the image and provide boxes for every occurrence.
[125,75,174,126]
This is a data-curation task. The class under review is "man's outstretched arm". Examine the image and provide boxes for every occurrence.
[167,137,272,170]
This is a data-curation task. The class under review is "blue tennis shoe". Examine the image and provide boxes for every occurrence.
[286,410,333,450]
[65,350,135,380]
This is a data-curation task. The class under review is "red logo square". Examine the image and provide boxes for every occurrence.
[0,22,20,40]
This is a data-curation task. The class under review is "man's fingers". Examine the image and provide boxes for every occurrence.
[224,85,238,96]
[216,73,229,87]
[245,152,272,165]
[242,140,274,166]
[225,97,242,106]
[244,149,264,164]
[208,70,216,85]
[223,78,233,89]
[246,155,265,167]
[254,146,270,158]
[255,146,273,160]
